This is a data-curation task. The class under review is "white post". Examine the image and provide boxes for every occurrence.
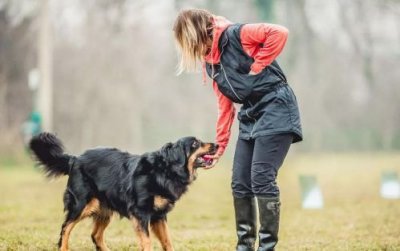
[37,0,53,131]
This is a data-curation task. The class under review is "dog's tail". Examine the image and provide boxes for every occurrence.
[29,132,74,178]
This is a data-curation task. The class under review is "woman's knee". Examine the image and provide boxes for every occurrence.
[250,162,280,196]
[231,175,253,197]
[251,180,280,197]
[231,139,254,197]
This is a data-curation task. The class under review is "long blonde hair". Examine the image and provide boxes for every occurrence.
[173,9,213,75]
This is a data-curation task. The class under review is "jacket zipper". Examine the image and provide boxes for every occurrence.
[219,46,243,102]
[219,27,256,138]
[220,58,256,137]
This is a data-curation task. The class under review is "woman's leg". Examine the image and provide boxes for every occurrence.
[232,138,257,251]
[232,138,254,197]
[251,133,293,251]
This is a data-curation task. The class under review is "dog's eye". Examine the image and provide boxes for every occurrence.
[192,141,199,148]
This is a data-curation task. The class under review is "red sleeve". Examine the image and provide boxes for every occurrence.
[240,23,289,74]
[212,81,235,157]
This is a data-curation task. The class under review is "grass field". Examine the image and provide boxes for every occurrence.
[1,153,400,251]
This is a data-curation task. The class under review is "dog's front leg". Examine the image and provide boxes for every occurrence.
[151,217,174,251]
[131,216,151,251]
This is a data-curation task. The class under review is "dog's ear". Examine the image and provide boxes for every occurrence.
[162,142,188,177]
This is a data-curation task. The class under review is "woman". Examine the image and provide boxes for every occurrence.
[174,9,302,251]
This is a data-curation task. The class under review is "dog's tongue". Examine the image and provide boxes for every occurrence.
[203,155,214,165]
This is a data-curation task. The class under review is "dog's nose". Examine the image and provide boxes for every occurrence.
[214,144,219,150]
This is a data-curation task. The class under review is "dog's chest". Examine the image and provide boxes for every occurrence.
[153,195,174,211]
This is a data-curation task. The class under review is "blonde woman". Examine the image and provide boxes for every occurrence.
[174,9,302,251]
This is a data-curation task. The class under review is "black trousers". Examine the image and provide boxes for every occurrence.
[232,133,293,198]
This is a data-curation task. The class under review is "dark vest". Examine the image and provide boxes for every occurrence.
[205,24,287,104]
[205,23,303,143]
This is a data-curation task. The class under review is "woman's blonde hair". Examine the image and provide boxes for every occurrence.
[173,9,213,75]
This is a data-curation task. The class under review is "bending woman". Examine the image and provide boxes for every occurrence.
[173,9,302,251]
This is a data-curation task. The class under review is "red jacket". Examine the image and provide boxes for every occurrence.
[204,16,289,156]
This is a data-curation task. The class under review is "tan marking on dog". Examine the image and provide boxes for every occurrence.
[59,198,102,251]
[131,216,151,251]
[91,209,113,251]
[81,198,101,218]
[187,143,214,181]
[151,219,174,251]
[154,196,170,211]
[59,221,77,251]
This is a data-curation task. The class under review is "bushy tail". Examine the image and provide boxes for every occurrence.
[29,132,73,178]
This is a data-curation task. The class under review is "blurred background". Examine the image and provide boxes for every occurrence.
[1,0,399,156]
[1,0,400,250]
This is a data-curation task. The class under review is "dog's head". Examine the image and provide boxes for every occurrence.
[162,137,218,182]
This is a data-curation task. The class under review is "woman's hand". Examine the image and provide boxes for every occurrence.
[203,154,220,169]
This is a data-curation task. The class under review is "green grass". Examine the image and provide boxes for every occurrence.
[1,153,400,250]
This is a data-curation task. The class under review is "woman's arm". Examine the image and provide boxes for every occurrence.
[212,81,235,157]
[240,23,289,74]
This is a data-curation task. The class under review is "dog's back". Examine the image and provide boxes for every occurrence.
[76,148,139,189]
[71,148,141,216]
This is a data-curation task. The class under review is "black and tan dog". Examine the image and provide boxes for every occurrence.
[29,132,218,251]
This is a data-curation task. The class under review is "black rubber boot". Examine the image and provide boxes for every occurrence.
[234,196,257,251]
[256,196,280,251]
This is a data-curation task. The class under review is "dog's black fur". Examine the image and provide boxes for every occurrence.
[29,132,217,250]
